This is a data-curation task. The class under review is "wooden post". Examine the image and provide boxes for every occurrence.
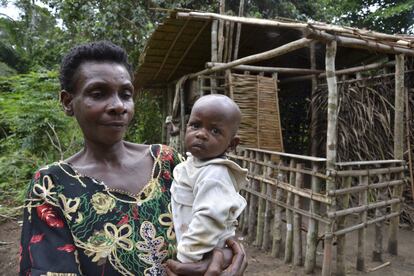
[248,151,259,242]
[388,54,405,255]
[211,20,218,63]
[309,41,319,157]
[322,40,338,276]
[373,173,385,262]
[293,163,304,266]
[226,69,234,98]
[233,0,244,60]
[211,19,218,94]
[217,0,225,63]
[305,162,322,273]
[262,153,273,251]
[336,176,352,276]
[241,149,250,235]
[179,85,185,153]
[356,175,368,271]
[255,152,265,246]
[284,159,296,263]
[272,160,285,257]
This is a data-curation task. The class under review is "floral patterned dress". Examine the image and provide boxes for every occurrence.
[20,145,183,276]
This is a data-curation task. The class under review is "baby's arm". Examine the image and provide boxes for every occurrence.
[177,176,244,263]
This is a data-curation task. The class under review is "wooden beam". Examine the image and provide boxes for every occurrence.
[206,62,324,74]
[177,11,308,29]
[166,21,209,82]
[282,60,395,84]
[307,30,414,56]
[188,37,312,79]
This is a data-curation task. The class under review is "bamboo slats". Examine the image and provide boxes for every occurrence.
[229,73,283,151]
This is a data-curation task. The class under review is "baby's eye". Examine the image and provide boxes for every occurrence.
[211,128,220,135]
[189,123,199,129]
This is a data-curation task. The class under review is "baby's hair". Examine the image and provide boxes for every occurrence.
[193,94,242,136]
[59,41,133,93]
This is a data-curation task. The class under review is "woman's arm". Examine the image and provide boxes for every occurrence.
[20,172,81,275]
[165,238,247,276]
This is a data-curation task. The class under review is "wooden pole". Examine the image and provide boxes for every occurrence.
[206,62,324,75]
[262,154,273,251]
[241,149,250,235]
[356,175,368,271]
[179,85,185,153]
[233,0,244,60]
[373,174,386,262]
[211,20,218,62]
[406,89,414,199]
[293,163,304,266]
[255,152,265,246]
[281,61,395,84]
[284,159,296,263]
[309,41,319,157]
[305,162,322,273]
[272,161,285,257]
[248,151,259,242]
[322,40,338,276]
[336,176,352,276]
[388,54,405,255]
[189,38,313,79]
[306,30,414,56]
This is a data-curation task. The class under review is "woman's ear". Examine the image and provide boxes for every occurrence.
[227,136,240,152]
[60,90,74,116]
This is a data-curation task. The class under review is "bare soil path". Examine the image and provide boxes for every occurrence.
[1,219,414,275]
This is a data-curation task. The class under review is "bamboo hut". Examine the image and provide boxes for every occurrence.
[135,8,414,276]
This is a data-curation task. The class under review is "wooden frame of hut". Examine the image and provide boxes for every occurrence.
[135,9,414,276]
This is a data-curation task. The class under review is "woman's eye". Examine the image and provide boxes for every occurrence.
[90,91,103,99]
[121,90,133,99]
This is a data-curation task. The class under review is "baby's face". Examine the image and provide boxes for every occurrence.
[185,103,237,160]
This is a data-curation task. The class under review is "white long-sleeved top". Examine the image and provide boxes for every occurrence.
[171,154,247,263]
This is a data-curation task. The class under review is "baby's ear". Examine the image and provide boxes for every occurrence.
[227,136,240,152]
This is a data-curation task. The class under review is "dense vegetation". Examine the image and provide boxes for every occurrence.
[1,0,413,216]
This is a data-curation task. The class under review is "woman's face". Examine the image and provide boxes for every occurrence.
[61,61,135,146]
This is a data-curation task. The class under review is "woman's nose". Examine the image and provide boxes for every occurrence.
[108,95,127,114]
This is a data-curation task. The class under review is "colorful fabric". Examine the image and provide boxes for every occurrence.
[20,145,183,276]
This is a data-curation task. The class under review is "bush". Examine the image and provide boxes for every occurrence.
[0,71,83,215]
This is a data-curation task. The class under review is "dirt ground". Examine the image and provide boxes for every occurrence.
[1,219,414,276]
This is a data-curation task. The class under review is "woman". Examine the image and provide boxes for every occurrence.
[19,41,246,275]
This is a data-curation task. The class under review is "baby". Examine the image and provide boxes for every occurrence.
[171,94,247,263]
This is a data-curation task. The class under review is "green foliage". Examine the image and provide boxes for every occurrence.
[0,71,83,212]
[317,0,414,34]
[126,91,163,144]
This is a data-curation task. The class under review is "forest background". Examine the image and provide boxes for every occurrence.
[1,0,413,218]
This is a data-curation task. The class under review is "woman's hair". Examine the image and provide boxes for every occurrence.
[59,41,133,93]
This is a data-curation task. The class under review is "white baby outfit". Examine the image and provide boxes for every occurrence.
[171,153,247,263]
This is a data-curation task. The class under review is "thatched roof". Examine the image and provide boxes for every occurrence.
[135,10,414,90]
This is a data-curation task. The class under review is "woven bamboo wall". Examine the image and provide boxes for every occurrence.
[229,73,283,152]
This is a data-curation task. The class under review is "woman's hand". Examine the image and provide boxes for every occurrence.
[165,238,247,276]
